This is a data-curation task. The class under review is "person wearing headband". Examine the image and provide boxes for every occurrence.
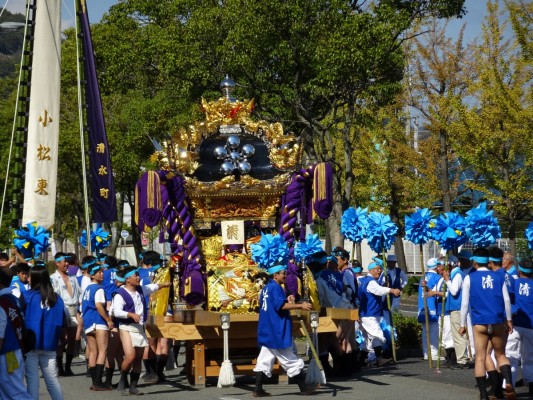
[50,252,82,377]
[510,257,533,395]
[440,252,474,370]
[112,266,171,395]
[358,260,400,368]
[82,263,112,391]
[385,254,408,312]
[138,251,169,385]
[426,257,456,368]
[253,263,315,397]
[417,257,442,362]
[459,247,515,400]
[0,269,34,400]
[503,252,519,281]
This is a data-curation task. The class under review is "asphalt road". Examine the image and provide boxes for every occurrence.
[32,349,533,400]
[33,297,531,399]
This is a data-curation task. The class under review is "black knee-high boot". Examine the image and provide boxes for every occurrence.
[500,364,516,400]
[65,354,74,376]
[487,369,503,399]
[104,367,114,389]
[156,355,168,382]
[476,376,489,400]
[253,371,271,397]
[116,370,129,394]
[129,372,144,396]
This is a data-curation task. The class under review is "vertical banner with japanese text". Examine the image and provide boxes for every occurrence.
[22,0,61,228]
[79,0,117,222]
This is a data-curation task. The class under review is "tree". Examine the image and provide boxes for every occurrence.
[94,0,466,251]
[450,0,533,256]
[406,19,476,213]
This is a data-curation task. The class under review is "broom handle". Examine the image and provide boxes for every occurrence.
[297,313,323,371]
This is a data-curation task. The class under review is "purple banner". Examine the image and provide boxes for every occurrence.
[79,1,117,222]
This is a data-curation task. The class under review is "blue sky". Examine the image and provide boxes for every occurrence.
[3,0,506,43]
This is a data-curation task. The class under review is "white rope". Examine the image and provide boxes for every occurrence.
[217,318,235,388]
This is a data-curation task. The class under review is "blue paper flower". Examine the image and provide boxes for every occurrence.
[365,212,398,253]
[251,233,290,269]
[80,224,111,253]
[13,221,50,258]
[525,221,533,250]
[465,202,501,247]
[430,212,468,251]
[294,234,324,263]
[341,207,368,243]
[404,208,433,245]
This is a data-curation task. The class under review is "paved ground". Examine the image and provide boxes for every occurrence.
[33,351,532,400]
[33,296,532,399]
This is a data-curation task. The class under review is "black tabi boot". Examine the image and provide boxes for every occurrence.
[253,371,271,397]
[129,372,144,396]
[156,355,168,382]
[57,356,65,376]
[92,364,111,391]
[104,367,114,389]
[487,370,503,400]
[318,354,335,378]
[499,364,516,400]
[529,382,533,396]
[116,370,129,394]
[293,370,316,395]
[142,359,158,384]
[64,354,74,376]
[351,350,361,373]
[358,350,369,367]
[85,360,91,377]
[374,346,392,367]
[477,376,490,400]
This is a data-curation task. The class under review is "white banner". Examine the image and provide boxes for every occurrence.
[221,220,245,245]
[22,0,62,228]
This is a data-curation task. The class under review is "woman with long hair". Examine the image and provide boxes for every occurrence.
[23,265,65,400]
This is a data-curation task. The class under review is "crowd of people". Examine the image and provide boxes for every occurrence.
[0,249,170,398]
[1,244,532,400]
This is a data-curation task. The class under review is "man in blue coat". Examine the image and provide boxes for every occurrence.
[253,264,315,397]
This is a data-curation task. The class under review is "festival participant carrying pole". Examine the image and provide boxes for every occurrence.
[366,211,398,363]
[464,202,502,365]
[437,256,448,371]
[405,208,434,368]
[341,207,368,262]
[431,212,468,373]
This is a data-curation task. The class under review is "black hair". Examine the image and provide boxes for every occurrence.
[0,269,11,287]
[0,253,9,261]
[105,255,118,268]
[67,252,78,265]
[351,259,362,269]
[116,260,131,271]
[473,247,489,265]
[54,252,67,260]
[488,246,504,262]
[332,246,349,260]
[13,263,30,275]
[30,266,58,307]
[307,251,328,273]
[142,250,161,266]
[81,255,97,267]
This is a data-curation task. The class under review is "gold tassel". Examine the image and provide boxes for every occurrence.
[149,267,171,316]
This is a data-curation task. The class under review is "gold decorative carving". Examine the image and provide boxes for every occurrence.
[153,97,301,175]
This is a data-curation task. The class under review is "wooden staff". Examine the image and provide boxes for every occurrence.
[419,243,433,368]
[381,252,397,363]
[436,253,449,371]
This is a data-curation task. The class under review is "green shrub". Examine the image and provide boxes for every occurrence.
[393,312,421,349]
[403,275,421,297]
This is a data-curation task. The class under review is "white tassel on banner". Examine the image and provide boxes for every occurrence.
[217,314,235,388]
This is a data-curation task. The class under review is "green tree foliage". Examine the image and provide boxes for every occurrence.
[0,10,25,78]
[450,0,533,256]
[92,0,465,250]
[407,19,476,212]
